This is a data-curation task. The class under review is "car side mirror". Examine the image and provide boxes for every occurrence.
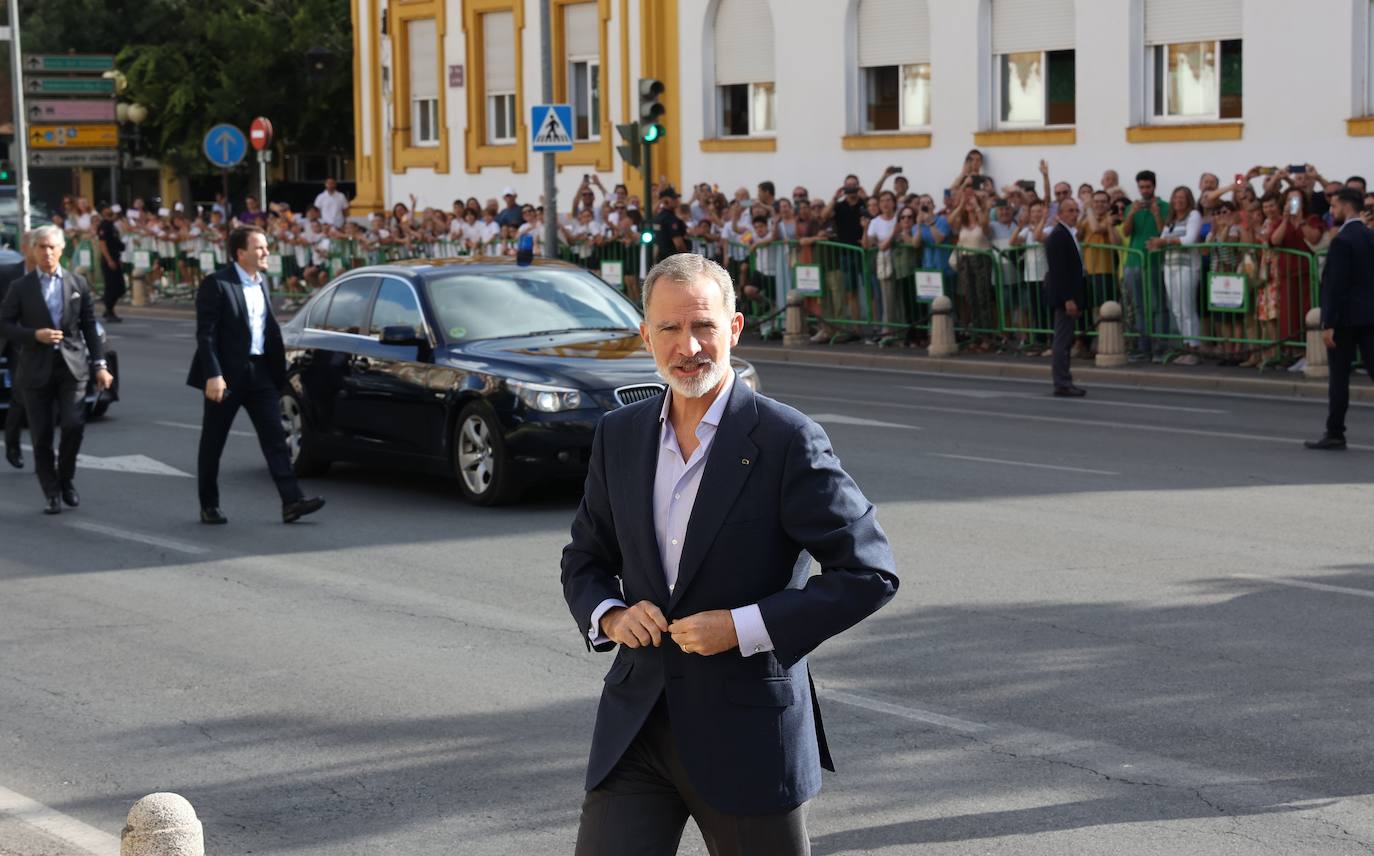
[380,325,424,346]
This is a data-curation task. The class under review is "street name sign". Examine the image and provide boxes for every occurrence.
[28,99,116,123]
[202,124,247,168]
[24,77,115,95]
[531,104,574,152]
[23,55,116,73]
[29,123,118,148]
[28,149,119,168]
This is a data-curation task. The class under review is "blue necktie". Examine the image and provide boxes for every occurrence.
[42,274,62,327]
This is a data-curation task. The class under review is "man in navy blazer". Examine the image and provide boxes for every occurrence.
[562,253,898,855]
[1044,198,1087,397]
[1307,188,1374,450]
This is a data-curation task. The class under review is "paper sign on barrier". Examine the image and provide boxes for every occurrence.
[133,250,152,272]
[199,252,216,271]
[1207,272,1248,313]
[599,260,624,289]
[77,249,92,269]
[915,270,944,303]
[266,254,283,275]
[794,264,821,295]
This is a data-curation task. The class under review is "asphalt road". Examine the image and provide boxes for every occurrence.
[3,315,1374,855]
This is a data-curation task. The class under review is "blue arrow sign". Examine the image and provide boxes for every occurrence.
[531,104,575,152]
[202,124,247,168]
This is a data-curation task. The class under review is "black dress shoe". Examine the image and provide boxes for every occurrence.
[60,482,80,508]
[200,507,228,525]
[5,445,21,469]
[102,312,122,323]
[43,495,61,515]
[1053,386,1087,397]
[282,496,325,523]
[1304,434,1347,450]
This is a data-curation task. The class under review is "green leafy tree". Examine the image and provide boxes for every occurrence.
[19,0,352,176]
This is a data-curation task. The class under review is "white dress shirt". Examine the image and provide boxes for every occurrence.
[233,262,268,356]
[588,371,775,657]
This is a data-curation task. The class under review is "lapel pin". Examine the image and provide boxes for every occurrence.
[741,457,750,466]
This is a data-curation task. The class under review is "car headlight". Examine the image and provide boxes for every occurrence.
[734,362,760,393]
[508,379,584,412]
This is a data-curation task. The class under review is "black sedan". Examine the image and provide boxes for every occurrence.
[280,257,759,505]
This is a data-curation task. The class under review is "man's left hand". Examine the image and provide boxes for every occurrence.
[95,368,114,391]
[668,610,738,656]
[1323,328,1337,350]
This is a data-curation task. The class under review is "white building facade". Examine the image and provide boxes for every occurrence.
[349,0,1374,214]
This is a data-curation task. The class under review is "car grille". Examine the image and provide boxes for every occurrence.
[614,383,666,407]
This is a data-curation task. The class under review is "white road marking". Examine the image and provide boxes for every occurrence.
[155,420,253,438]
[811,413,922,431]
[22,445,193,477]
[1232,574,1374,600]
[0,783,119,856]
[821,688,990,732]
[929,452,1119,476]
[781,392,1374,451]
[901,385,1228,414]
[64,521,209,556]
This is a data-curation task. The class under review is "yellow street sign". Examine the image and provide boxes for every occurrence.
[29,124,119,149]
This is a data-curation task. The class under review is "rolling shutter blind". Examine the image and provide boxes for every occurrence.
[565,3,598,58]
[1145,0,1241,44]
[484,11,516,93]
[408,19,437,99]
[714,0,775,85]
[991,0,1074,54]
[858,0,931,66]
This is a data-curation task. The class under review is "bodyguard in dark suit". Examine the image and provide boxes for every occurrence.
[562,254,899,855]
[1044,198,1087,397]
[186,226,323,524]
[1307,188,1374,450]
[0,225,113,513]
[0,255,28,468]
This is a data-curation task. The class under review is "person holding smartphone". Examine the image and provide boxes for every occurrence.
[1266,189,1324,345]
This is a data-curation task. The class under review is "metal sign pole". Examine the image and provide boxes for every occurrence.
[540,0,557,258]
[7,0,30,233]
[257,150,268,211]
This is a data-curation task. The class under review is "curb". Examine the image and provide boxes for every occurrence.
[734,344,1373,403]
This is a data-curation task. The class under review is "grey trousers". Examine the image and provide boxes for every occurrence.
[1052,307,1076,389]
[574,697,811,856]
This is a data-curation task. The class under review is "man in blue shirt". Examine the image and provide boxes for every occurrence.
[497,187,524,229]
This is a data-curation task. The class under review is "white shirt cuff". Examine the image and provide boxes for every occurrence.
[731,604,775,657]
[588,598,627,646]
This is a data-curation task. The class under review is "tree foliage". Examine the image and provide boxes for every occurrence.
[19,0,353,175]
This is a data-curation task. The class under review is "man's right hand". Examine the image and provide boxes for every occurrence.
[600,600,669,648]
[205,376,228,403]
[35,328,63,345]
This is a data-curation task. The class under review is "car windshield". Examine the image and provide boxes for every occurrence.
[426,269,642,342]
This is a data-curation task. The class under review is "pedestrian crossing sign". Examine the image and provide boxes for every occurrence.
[531,104,575,152]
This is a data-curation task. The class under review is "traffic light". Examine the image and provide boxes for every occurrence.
[638,78,665,145]
[640,228,654,245]
[616,122,641,169]
[0,161,12,183]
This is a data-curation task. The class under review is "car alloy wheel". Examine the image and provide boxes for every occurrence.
[280,393,330,476]
[454,402,521,505]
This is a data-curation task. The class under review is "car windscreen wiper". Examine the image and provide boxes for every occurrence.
[523,326,639,336]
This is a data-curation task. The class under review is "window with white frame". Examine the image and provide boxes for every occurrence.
[991,0,1075,128]
[407,18,440,146]
[484,10,517,144]
[713,0,775,136]
[1145,0,1242,121]
[563,3,601,141]
[1366,0,1374,115]
[857,0,931,131]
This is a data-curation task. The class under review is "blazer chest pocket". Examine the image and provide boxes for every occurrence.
[725,677,793,708]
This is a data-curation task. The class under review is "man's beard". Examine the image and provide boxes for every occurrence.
[1333,210,1347,226]
[661,352,728,399]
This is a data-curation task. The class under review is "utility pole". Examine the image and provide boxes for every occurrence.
[540,0,557,259]
[6,0,30,233]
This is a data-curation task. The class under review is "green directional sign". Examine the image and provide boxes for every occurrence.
[23,54,116,73]
[24,77,115,95]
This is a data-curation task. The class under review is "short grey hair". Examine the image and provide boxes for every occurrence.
[641,252,736,316]
[28,224,65,249]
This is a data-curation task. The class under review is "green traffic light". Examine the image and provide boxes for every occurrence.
[642,123,663,143]
[640,229,654,245]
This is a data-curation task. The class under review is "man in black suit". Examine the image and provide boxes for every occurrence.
[1044,198,1087,397]
[1307,188,1374,450]
[186,226,324,524]
[562,254,898,855]
[1,251,28,468]
[0,225,113,513]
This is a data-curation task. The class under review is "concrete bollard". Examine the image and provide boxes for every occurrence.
[783,289,808,347]
[928,294,957,358]
[1095,300,1127,368]
[130,274,149,307]
[121,793,204,856]
[1304,307,1329,380]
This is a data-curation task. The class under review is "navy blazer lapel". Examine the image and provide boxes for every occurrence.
[667,379,759,613]
[628,396,672,605]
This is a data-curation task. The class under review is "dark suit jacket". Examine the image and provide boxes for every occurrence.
[185,266,286,391]
[0,268,103,389]
[561,380,899,815]
[1320,220,1374,330]
[1044,221,1086,310]
[0,261,26,356]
